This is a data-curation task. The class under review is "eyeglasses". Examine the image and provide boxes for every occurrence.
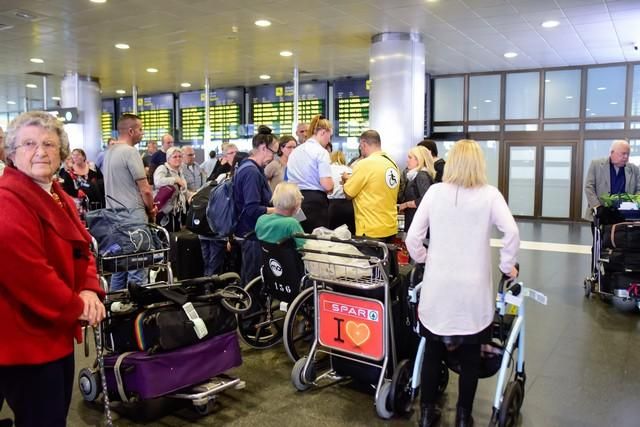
[266,144,278,154]
[17,140,60,152]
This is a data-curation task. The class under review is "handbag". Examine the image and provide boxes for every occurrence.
[153,185,177,213]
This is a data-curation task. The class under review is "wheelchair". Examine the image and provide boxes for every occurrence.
[236,238,314,362]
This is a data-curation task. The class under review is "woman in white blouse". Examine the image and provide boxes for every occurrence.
[153,146,188,232]
[405,139,519,427]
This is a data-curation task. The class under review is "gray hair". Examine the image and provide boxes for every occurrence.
[5,111,70,161]
[271,182,303,211]
[166,146,183,158]
[610,139,630,152]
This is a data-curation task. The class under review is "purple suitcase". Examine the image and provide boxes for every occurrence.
[104,330,241,401]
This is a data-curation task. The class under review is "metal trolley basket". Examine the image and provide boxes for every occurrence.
[289,234,411,419]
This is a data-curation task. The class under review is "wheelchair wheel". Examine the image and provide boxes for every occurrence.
[389,359,413,415]
[375,380,394,419]
[283,287,315,362]
[78,367,100,402]
[498,380,523,427]
[220,285,252,314]
[291,356,315,391]
[237,276,283,348]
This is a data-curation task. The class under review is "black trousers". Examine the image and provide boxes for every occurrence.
[0,354,74,427]
[328,198,355,235]
[300,190,329,233]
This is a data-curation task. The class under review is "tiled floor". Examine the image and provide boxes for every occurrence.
[3,221,639,427]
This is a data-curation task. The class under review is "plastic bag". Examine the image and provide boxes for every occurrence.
[303,225,370,280]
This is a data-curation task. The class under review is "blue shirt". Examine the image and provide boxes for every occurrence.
[286,138,332,191]
[610,161,626,195]
[233,159,272,238]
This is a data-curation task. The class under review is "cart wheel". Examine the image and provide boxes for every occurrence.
[283,287,315,362]
[193,399,215,415]
[375,380,394,419]
[78,368,100,402]
[220,285,252,314]
[389,359,413,415]
[437,360,449,397]
[291,356,314,391]
[237,276,283,348]
[498,380,523,427]
[583,278,592,298]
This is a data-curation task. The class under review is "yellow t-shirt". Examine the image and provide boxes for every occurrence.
[344,151,400,238]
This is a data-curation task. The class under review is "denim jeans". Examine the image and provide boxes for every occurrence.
[199,237,226,276]
[110,268,146,291]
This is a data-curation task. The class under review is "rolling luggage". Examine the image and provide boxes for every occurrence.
[103,331,241,402]
[601,248,640,272]
[600,271,640,293]
[602,222,640,250]
[169,230,204,279]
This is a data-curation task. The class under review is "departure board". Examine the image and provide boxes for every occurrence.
[118,94,174,145]
[250,82,327,135]
[179,88,244,143]
[334,78,370,137]
[101,99,115,144]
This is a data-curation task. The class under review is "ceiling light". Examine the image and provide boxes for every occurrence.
[255,19,271,27]
[483,99,492,103]
[6,101,16,105]
[280,50,293,57]
[116,89,126,94]
[503,52,518,58]
[30,58,44,63]
[180,82,191,88]
[585,108,591,112]
[545,79,551,83]
[426,0,438,2]
[51,96,61,101]
[565,95,573,99]
[541,20,560,28]
[597,86,606,91]
[26,83,37,88]
[610,101,618,105]
[115,43,129,49]
[472,106,478,110]
[259,74,271,80]
[146,67,158,73]
[90,0,107,3]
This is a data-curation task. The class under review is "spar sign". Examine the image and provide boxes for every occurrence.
[317,290,385,361]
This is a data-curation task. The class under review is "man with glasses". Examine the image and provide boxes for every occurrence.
[207,143,238,183]
[181,145,206,192]
[295,122,309,145]
[103,114,156,291]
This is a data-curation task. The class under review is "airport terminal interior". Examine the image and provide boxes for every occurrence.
[2,0,640,426]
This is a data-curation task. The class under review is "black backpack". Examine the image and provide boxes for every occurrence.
[185,181,216,236]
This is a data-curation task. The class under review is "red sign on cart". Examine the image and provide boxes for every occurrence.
[317,290,385,361]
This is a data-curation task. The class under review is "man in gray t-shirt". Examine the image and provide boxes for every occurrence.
[103,114,156,291]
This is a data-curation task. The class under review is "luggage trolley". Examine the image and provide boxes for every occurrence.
[289,235,412,419]
[584,205,640,311]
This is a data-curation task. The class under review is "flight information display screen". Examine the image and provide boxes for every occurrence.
[101,99,115,145]
[334,78,370,137]
[250,82,327,135]
[179,87,244,143]
[118,94,174,145]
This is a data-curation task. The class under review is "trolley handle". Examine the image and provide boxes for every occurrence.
[498,262,521,296]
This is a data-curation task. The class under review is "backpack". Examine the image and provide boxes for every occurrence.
[206,162,248,237]
[186,181,216,236]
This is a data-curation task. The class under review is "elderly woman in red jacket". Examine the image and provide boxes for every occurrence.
[0,111,106,427]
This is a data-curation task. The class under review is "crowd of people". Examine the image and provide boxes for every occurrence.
[0,110,524,427]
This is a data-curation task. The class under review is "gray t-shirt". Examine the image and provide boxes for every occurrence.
[103,143,146,211]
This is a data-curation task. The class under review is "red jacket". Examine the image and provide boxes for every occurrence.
[0,167,104,365]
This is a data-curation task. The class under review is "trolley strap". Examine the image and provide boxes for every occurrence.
[114,351,136,403]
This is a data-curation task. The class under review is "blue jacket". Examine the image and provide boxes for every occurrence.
[233,158,272,238]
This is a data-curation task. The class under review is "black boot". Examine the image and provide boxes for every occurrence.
[455,406,474,427]
[418,403,441,427]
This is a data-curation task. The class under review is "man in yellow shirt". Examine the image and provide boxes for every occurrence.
[343,130,400,241]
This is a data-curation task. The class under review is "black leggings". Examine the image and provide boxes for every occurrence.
[420,337,481,413]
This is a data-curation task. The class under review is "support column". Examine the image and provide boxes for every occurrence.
[61,73,101,162]
[369,32,425,168]
[293,65,299,134]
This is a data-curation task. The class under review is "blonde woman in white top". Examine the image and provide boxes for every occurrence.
[405,139,519,427]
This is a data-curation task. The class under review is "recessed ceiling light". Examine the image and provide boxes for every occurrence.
[180,82,191,88]
[426,0,438,3]
[610,101,618,105]
[565,95,573,99]
[30,58,44,63]
[51,96,61,101]
[116,89,126,94]
[503,52,518,58]
[483,99,493,103]
[585,108,591,112]
[6,101,16,105]
[541,20,560,28]
[115,43,130,49]
[90,0,107,3]
[471,106,478,110]
[255,19,271,27]
[597,86,607,91]
[26,83,37,88]
[146,67,158,73]
[280,50,293,57]
[545,79,551,83]
[259,74,271,80]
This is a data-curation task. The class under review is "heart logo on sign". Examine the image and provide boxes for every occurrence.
[345,321,370,347]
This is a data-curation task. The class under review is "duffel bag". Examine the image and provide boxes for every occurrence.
[600,248,640,272]
[602,222,640,250]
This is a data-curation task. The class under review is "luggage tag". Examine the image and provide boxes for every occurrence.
[182,302,209,339]
[523,288,548,305]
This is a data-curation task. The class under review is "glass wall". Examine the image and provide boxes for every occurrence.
[541,146,573,218]
[468,75,500,120]
[508,146,536,216]
[505,72,539,120]
[632,65,640,116]
[433,77,464,122]
[586,66,626,117]
[436,140,499,187]
[544,69,581,119]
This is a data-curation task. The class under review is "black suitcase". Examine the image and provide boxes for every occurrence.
[600,271,640,293]
[601,248,640,272]
[602,222,640,249]
[169,231,204,279]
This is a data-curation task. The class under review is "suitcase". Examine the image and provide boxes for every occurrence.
[169,230,204,279]
[600,271,640,293]
[104,330,241,402]
[602,222,640,249]
[601,248,640,272]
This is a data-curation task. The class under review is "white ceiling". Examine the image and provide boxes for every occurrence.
[0,0,639,112]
